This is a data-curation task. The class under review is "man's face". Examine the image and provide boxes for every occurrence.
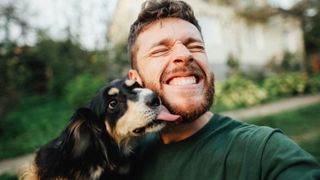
[130,18,214,122]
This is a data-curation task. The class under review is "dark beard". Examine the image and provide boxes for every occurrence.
[140,73,215,123]
[162,73,214,123]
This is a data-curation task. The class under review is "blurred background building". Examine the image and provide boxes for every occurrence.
[108,0,305,80]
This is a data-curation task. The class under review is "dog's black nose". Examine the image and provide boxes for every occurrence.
[146,93,161,107]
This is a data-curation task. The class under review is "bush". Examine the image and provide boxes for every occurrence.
[263,72,308,97]
[64,73,105,107]
[31,37,95,95]
[0,174,17,180]
[104,43,130,81]
[215,75,267,108]
[0,96,72,160]
[308,73,320,93]
[0,35,104,95]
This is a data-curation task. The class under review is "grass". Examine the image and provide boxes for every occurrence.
[211,101,231,112]
[246,102,320,162]
[0,96,73,160]
[299,134,320,161]
[0,174,17,180]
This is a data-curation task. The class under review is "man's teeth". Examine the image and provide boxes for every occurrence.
[169,76,196,85]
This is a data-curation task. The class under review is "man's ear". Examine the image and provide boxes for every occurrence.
[129,69,143,86]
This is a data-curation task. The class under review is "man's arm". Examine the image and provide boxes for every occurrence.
[261,130,320,180]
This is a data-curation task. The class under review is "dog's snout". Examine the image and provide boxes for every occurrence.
[146,93,161,108]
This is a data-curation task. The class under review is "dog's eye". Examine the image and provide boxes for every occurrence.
[108,100,118,110]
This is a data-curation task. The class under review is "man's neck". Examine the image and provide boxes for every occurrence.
[160,111,213,144]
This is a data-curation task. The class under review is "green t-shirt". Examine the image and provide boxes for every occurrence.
[130,113,320,180]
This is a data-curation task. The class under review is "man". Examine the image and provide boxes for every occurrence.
[127,0,320,179]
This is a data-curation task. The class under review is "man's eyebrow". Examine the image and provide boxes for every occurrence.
[148,37,204,50]
[183,37,204,45]
[149,38,172,49]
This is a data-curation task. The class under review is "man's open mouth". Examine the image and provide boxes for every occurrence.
[166,75,200,86]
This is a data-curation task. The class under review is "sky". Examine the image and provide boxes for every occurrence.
[27,0,117,49]
[0,0,117,49]
[268,0,300,9]
[1,0,299,50]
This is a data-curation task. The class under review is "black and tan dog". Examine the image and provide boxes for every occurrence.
[19,79,179,180]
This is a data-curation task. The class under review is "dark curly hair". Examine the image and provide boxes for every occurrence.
[128,0,202,69]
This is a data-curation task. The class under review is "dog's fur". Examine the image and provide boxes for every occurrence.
[19,79,166,180]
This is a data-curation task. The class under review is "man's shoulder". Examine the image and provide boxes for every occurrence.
[211,113,287,153]
[212,113,279,138]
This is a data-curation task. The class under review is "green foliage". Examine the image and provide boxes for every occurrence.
[215,75,267,109]
[0,96,72,160]
[214,71,320,112]
[266,51,304,73]
[226,54,241,76]
[64,73,104,107]
[0,35,105,96]
[0,174,17,180]
[263,72,308,97]
[308,73,320,93]
[280,51,303,71]
[0,43,32,116]
[104,43,130,81]
[226,54,240,70]
[303,0,320,54]
[31,36,94,94]
[0,35,108,118]
[272,0,320,56]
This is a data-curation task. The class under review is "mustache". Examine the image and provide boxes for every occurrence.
[160,64,205,83]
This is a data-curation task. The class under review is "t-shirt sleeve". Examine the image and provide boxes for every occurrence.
[261,130,320,180]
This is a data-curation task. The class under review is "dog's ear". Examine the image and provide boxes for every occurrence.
[34,107,102,179]
[67,107,102,158]
[35,108,104,179]
[88,89,106,119]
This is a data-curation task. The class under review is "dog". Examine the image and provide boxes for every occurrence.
[19,79,180,180]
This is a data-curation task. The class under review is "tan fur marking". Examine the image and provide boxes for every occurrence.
[18,162,39,180]
[113,100,148,144]
[108,87,119,96]
[125,79,135,87]
[68,117,90,157]
[69,118,85,141]
[105,122,112,136]
[90,166,103,179]
[18,156,68,180]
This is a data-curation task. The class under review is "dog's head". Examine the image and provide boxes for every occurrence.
[88,79,180,146]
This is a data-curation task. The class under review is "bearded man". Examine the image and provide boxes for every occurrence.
[127,0,320,179]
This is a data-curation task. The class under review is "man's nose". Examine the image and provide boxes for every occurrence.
[172,44,193,65]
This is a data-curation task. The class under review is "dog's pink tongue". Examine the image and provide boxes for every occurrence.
[157,105,181,121]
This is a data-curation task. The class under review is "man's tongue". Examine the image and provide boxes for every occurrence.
[157,105,181,121]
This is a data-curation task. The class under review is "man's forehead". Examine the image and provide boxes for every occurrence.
[135,18,203,50]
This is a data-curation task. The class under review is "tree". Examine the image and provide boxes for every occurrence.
[0,1,32,45]
[275,0,320,54]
